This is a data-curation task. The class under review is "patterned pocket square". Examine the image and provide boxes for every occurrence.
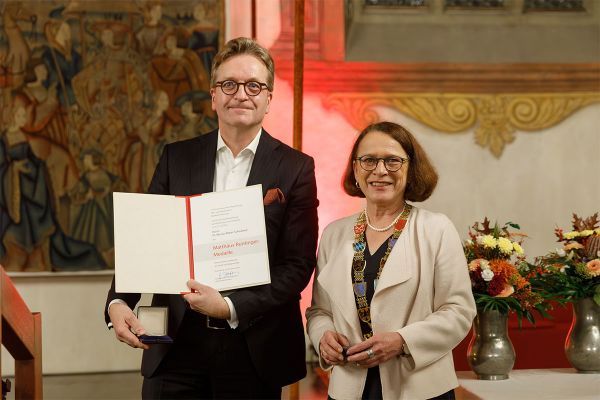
[263,188,285,205]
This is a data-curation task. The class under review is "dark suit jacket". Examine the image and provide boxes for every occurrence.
[105,130,319,387]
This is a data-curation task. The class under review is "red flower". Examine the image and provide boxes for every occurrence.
[487,275,505,296]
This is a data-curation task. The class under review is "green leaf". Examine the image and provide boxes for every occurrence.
[525,311,535,326]
[506,222,521,229]
[594,293,600,307]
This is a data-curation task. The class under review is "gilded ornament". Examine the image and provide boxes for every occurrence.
[324,92,600,157]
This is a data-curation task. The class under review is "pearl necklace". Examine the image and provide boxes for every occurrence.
[364,203,406,232]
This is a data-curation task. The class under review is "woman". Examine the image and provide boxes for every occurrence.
[17,59,65,145]
[122,90,174,192]
[0,105,54,270]
[306,122,476,400]
[0,105,104,271]
[41,20,83,107]
[69,148,127,268]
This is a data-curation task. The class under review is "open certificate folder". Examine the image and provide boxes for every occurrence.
[113,184,270,294]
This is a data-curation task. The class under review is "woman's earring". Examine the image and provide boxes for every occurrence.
[355,181,360,188]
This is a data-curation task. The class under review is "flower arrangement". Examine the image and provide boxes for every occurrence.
[530,213,600,306]
[464,218,545,323]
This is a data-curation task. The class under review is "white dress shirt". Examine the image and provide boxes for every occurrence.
[214,129,262,328]
[109,129,262,330]
[213,129,261,192]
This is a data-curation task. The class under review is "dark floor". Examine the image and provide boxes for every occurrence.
[3,364,328,400]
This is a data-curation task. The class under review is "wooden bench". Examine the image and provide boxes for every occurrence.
[1,267,43,399]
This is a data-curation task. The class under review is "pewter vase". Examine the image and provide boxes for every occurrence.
[565,297,600,373]
[467,308,515,380]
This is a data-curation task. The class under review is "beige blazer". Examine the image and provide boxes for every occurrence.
[306,206,476,400]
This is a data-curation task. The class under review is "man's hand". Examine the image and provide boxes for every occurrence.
[108,303,149,349]
[183,280,230,319]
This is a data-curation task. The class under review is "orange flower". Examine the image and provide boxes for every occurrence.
[469,259,487,271]
[489,259,516,279]
[564,242,584,251]
[511,274,529,290]
[586,259,600,277]
[487,259,531,296]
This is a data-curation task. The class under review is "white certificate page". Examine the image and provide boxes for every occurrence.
[113,192,190,294]
[190,184,271,291]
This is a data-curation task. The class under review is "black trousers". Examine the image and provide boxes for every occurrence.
[329,366,455,400]
[142,310,281,400]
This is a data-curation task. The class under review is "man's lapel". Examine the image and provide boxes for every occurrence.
[188,130,281,196]
[246,130,281,196]
[189,130,218,194]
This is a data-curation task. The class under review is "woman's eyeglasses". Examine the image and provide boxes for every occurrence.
[354,156,409,172]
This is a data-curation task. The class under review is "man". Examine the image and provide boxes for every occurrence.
[105,37,319,399]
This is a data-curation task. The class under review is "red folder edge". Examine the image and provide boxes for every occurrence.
[177,194,201,295]
[185,196,194,281]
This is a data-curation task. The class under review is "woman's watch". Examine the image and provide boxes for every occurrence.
[400,342,411,357]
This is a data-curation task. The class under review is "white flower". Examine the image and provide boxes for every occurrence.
[481,268,494,282]
[560,265,570,274]
[480,259,490,270]
[556,248,566,257]
[465,239,473,246]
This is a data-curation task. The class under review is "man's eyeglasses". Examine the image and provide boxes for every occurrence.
[215,80,269,96]
[354,156,409,172]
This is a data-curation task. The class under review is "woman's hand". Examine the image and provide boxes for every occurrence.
[319,330,350,366]
[346,332,403,368]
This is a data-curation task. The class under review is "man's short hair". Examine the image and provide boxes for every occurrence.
[342,121,438,202]
[210,37,275,91]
